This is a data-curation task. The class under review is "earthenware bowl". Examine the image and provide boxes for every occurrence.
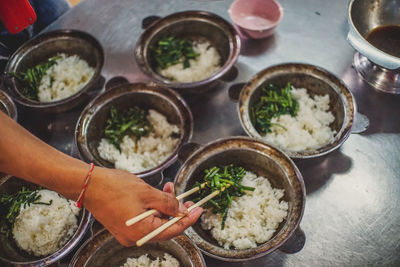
[135,10,241,94]
[174,137,305,261]
[75,82,193,185]
[230,63,357,159]
[69,228,206,267]
[0,176,91,266]
[4,29,104,112]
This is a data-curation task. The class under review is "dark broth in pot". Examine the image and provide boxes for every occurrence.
[366,25,400,58]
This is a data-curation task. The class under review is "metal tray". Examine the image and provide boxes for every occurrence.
[16,0,400,266]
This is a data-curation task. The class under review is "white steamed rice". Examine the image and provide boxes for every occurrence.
[97,109,180,173]
[38,53,95,102]
[12,189,80,256]
[159,41,221,83]
[262,87,336,151]
[200,171,288,250]
[121,253,180,267]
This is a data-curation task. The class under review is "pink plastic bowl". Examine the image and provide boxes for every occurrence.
[229,0,283,39]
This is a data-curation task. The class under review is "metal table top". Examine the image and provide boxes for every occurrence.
[20,0,400,266]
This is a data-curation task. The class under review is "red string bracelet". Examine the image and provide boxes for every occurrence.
[75,163,95,208]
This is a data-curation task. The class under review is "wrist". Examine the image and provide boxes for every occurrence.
[22,156,92,201]
[82,166,109,210]
[50,160,92,200]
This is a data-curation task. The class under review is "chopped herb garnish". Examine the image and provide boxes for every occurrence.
[9,55,61,101]
[250,83,299,134]
[192,164,255,230]
[150,36,199,69]
[104,106,152,150]
[0,187,52,237]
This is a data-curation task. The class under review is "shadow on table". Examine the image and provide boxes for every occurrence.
[342,66,400,136]
[185,84,245,143]
[240,35,277,57]
[295,149,353,195]
[17,104,82,155]
[203,250,287,267]
[16,90,104,156]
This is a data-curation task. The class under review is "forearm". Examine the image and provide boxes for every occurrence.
[0,111,89,200]
[0,112,203,246]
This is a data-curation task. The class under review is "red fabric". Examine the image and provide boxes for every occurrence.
[0,0,37,34]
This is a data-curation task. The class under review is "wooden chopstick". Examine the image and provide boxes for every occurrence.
[125,182,207,227]
[136,187,226,247]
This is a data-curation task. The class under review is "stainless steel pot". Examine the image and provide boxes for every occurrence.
[0,176,91,267]
[69,228,206,267]
[230,63,368,159]
[135,11,241,94]
[347,0,400,93]
[4,30,104,112]
[75,82,193,186]
[174,137,305,261]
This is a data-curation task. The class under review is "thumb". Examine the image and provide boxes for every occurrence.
[163,182,175,196]
[147,188,188,217]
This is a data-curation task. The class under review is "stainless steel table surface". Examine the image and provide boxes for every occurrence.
[19,0,400,266]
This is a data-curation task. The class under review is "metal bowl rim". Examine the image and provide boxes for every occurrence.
[0,177,92,266]
[68,228,207,267]
[0,89,18,121]
[174,136,306,261]
[75,82,194,178]
[237,62,356,159]
[135,10,241,89]
[347,0,400,62]
[4,29,104,109]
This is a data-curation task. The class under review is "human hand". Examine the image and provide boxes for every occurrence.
[84,167,203,246]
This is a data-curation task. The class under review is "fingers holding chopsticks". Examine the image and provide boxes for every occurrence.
[78,168,201,247]
[137,201,203,242]
[149,182,178,218]
[141,182,188,217]
[128,182,203,243]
